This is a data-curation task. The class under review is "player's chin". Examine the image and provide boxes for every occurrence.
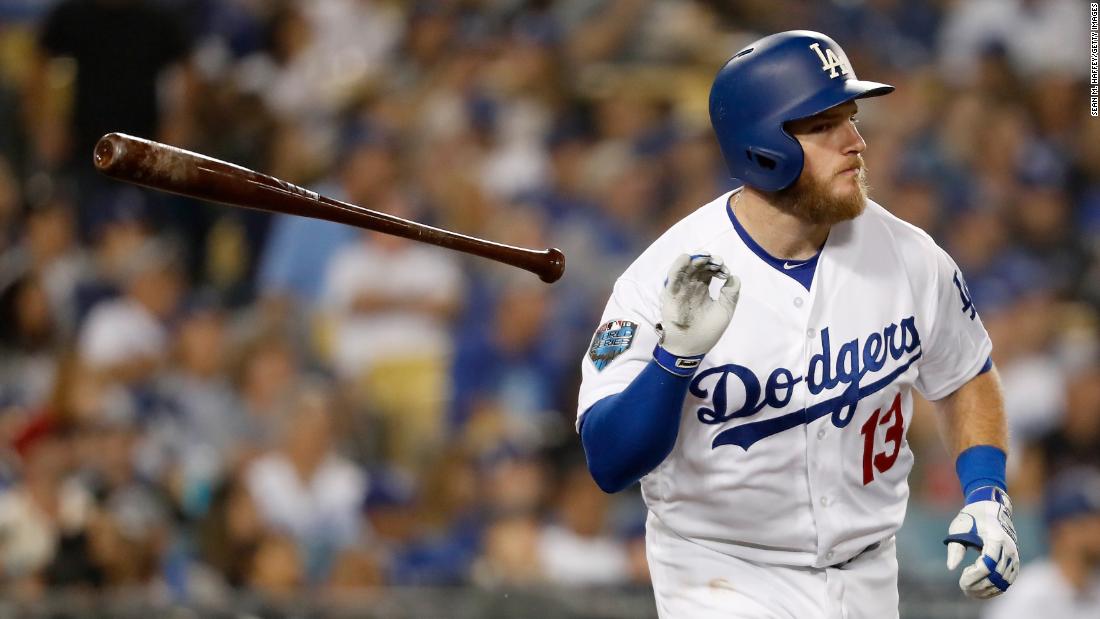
[830,179,861,200]
[823,184,867,222]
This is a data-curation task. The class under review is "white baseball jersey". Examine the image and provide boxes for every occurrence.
[578,188,991,568]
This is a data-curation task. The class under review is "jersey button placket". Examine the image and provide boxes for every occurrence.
[800,288,828,563]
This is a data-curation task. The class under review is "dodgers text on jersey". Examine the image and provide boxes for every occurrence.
[689,315,922,450]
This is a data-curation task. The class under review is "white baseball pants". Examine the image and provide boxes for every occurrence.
[646,513,899,619]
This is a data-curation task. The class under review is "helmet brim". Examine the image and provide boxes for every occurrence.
[849,80,894,98]
[784,79,895,122]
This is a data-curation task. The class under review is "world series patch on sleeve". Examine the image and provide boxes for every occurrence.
[589,320,638,371]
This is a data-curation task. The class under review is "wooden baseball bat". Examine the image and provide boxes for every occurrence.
[92,133,565,283]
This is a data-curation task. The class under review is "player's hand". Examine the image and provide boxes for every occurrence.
[943,486,1020,599]
[657,253,740,357]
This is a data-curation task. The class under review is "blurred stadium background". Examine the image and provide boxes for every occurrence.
[0,1,1096,617]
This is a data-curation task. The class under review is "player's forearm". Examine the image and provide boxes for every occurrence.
[580,360,692,493]
[936,367,1008,457]
[938,368,1020,597]
[935,366,1010,496]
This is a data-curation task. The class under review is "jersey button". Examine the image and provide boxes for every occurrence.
[826,551,835,561]
[807,328,816,338]
[793,297,804,308]
[820,496,830,507]
[817,428,826,440]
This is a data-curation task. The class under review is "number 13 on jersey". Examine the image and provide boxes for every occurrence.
[860,392,904,485]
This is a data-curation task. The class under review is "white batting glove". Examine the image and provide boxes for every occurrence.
[944,486,1020,599]
[656,253,740,359]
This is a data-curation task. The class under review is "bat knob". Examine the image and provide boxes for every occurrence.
[539,247,566,283]
[93,133,126,172]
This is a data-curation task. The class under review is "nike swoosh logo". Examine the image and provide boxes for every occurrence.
[782,261,802,270]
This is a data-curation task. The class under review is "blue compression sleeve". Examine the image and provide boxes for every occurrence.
[955,445,1007,501]
[580,354,695,493]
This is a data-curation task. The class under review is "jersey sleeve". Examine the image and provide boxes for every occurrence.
[576,276,662,426]
[913,245,993,401]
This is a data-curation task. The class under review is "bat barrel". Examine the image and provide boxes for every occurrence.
[93,133,125,172]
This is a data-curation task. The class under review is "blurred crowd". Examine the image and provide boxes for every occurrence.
[0,0,1097,612]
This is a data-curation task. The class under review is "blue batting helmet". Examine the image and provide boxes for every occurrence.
[709,30,894,192]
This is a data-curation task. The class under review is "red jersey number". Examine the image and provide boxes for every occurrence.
[860,392,904,485]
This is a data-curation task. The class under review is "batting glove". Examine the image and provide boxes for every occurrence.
[944,486,1020,599]
[656,253,740,359]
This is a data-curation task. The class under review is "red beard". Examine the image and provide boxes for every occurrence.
[765,159,868,225]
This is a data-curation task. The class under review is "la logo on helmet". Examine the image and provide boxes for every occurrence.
[808,43,850,78]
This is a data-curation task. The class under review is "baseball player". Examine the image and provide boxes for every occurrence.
[577,31,1019,618]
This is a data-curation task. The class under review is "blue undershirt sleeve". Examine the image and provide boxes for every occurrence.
[579,358,694,493]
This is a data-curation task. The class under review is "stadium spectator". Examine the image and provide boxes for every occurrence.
[537,460,630,586]
[77,238,183,390]
[244,385,366,582]
[1025,364,1100,483]
[320,195,462,467]
[232,333,301,449]
[0,274,62,410]
[31,0,194,168]
[142,298,242,517]
[195,477,265,592]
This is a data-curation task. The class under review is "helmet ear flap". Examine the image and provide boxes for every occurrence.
[746,148,778,171]
[742,145,802,192]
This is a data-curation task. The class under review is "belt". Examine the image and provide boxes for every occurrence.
[829,541,882,568]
